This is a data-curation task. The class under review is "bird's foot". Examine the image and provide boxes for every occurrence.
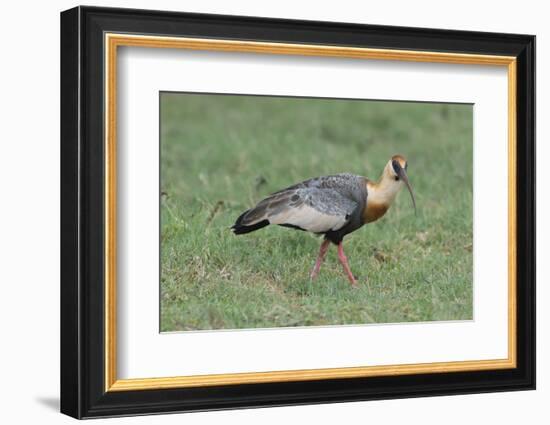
[337,242,360,288]
[349,275,368,288]
[348,275,359,287]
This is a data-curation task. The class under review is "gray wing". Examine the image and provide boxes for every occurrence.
[273,173,366,199]
[273,173,362,190]
[239,186,358,233]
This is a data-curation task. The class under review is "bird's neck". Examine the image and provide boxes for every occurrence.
[363,171,403,223]
[367,171,403,206]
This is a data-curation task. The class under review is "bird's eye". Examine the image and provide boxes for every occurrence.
[391,159,401,175]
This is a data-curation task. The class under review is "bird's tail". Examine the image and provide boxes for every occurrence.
[231,209,270,235]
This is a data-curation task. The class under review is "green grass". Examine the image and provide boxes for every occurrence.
[160,93,473,332]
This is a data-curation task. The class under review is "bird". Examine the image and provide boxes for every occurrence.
[231,155,416,287]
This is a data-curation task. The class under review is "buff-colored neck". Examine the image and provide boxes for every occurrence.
[366,161,404,206]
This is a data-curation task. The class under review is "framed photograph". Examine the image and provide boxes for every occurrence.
[60,6,535,419]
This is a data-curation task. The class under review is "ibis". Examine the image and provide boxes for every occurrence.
[231,155,416,286]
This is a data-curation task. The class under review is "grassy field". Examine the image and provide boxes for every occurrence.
[160,93,473,332]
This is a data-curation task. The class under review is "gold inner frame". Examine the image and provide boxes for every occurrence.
[104,33,517,392]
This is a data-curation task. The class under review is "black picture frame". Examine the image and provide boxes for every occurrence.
[60,5,535,419]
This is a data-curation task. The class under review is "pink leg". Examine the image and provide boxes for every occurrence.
[337,242,358,287]
[310,239,331,280]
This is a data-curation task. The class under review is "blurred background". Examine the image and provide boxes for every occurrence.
[160,92,473,331]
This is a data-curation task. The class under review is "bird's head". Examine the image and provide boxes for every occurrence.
[384,154,417,215]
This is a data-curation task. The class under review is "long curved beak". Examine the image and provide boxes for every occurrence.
[398,168,417,216]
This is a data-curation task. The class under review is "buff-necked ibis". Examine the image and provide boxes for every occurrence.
[231,155,416,286]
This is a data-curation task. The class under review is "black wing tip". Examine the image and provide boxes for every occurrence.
[231,219,270,235]
[231,209,270,235]
[231,210,248,232]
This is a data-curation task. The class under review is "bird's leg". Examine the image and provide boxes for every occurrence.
[337,242,358,287]
[310,239,331,280]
